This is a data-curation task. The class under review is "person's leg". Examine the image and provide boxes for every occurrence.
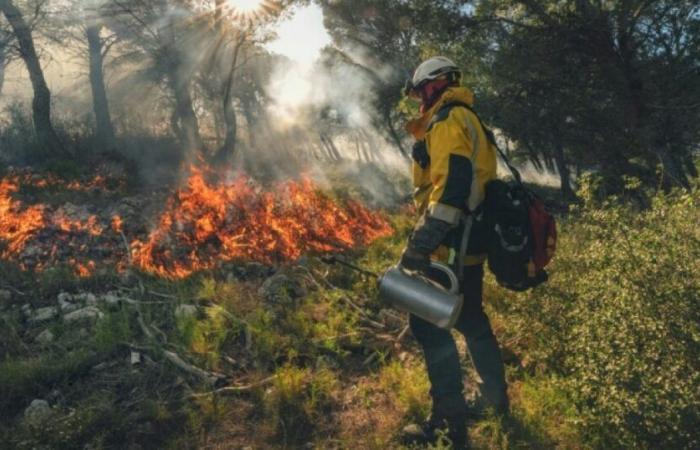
[404,313,467,447]
[454,264,509,413]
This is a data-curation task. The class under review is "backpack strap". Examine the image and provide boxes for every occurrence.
[434,101,524,186]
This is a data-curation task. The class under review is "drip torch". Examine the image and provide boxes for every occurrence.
[321,256,463,330]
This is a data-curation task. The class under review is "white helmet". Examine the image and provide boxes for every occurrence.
[411,56,461,89]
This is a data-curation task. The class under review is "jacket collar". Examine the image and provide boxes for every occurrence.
[406,87,475,140]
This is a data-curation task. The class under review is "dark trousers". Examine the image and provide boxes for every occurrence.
[409,264,508,415]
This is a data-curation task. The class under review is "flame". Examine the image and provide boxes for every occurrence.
[131,166,392,278]
[0,177,46,258]
[0,166,393,279]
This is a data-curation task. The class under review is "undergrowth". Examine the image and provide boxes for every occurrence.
[0,177,698,449]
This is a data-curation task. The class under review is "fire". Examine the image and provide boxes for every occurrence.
[0,166,393,279]
[131,166,393,278]
[0,177,46,258]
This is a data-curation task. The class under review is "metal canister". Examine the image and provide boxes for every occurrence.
[378,261,462,330]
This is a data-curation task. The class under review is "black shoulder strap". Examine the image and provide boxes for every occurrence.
[435,101,523,186]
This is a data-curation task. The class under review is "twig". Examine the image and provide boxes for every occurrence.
[188,375,278,398]
[163,350,221,385]
[395,324,410,344]
[120,231,133,266]
[147,290,177,300]
[0,283,27,296]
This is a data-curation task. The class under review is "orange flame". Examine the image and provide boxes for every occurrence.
[131,167,392,278]
[0,167,393,279]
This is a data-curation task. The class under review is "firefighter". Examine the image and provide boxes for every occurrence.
[399,56,509,448]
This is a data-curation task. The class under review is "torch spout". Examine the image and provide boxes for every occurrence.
[320,255,379,279]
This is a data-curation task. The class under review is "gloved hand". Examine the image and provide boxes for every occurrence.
[411,140,430,169]
[400,246,431,272]
[400,214,453,272]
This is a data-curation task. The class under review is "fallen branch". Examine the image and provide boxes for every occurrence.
[188,374,278,398]
[163,350,222,385]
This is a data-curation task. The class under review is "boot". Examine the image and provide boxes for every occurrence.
[401,397,468,449]
[401,413,468,449]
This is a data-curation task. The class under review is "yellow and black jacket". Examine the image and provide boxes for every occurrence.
[406,86,497,266]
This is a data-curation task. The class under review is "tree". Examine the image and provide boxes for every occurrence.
[463,0,700,194]
[86,16,116,145]
[103,0,207,156]
[0,0,66,156]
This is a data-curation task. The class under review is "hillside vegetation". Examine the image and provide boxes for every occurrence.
[1,176,698,449]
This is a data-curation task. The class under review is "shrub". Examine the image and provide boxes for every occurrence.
[491,186,700,448]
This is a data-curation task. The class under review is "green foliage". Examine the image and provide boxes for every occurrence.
[264,364,340,444]
[491,186,700,448]
[93,309,134,354]
[0,350,95,418]
[378,360,430,422]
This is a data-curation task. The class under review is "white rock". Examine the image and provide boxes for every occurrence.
[24,399,52,427]
[100,293,122,307]
[57,292,73,303]
[63,306,104,324]
[130,351,141,365]
[58,297,79,313]
[175,304,198,319]
[73,292,98,306]
[30,307,58,324]
[84,293,98,306]
[36,329,55,344]
[0,289,12,302]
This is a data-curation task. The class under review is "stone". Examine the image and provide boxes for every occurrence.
[57,292,73,303]
[24,399,52,427]
[258,274,307,304]
[100,292,122,307]
[63,306,104,324]
[130,351,141,366]
[30,307,58,324]
[36,329,55,344]
[57,293,79,313]
[175,304,198,319]
[21,303,32,318]
[0,289,12,302]
[73,292,98,306]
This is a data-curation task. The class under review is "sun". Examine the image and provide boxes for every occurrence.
[226,0,264,13]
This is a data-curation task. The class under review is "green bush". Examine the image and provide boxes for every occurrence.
[492,186,700,448]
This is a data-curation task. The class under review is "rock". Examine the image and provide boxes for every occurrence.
[57,293,79,313]
[73,292,98,306]
[63,306,104,324]
[21,303,32,318]
[100,292,122,308]
[30,307,59,324]
[24,399,52,427]
[57,292,73,303]
[175,304,198,319]
[36,329,55,344]
[258,273,307,304]
[130,351,141,366]
[0,289,12,302]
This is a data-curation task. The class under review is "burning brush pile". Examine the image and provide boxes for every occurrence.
[0,165,393,279]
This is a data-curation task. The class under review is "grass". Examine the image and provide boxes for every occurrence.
[0,176,699,449]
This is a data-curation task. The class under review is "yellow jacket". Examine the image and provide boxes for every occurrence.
[406,86,497,265]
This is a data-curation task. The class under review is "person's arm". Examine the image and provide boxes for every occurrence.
[401,108,475,271]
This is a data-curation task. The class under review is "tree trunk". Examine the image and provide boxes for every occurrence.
[384,110,407,157]
[86,24,115,146]
[169,68,204,156]
[553,135,575,199]
[0,0,67,157]
[0,50,6,97]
